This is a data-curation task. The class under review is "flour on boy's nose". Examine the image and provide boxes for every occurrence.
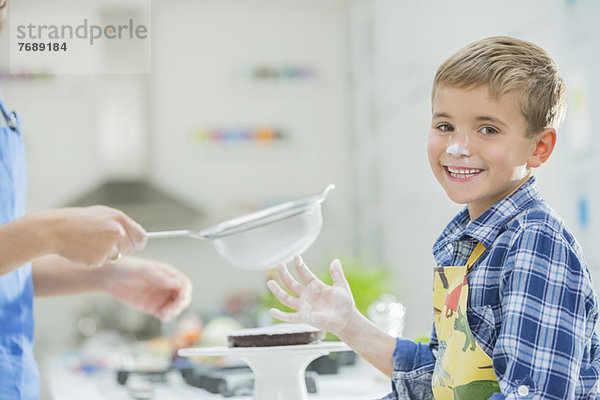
[446,142,469,157]
[446,132,470,157]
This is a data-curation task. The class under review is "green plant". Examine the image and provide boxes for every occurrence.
[413,333,431,344]
[318,257,392,317]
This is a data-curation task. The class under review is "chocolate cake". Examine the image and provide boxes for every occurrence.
[227,323,325,348]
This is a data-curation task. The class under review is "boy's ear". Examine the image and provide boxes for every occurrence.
[528,128,556,168]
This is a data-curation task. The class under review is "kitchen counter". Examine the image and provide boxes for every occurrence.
[46,355,391,400]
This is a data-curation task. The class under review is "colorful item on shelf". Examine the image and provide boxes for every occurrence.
[193,127,285,144]
[0,69,53,81]
[245,65,316,80]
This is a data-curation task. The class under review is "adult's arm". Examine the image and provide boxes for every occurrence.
[32,254,192,321]
[0,206,146,277]
[0,212,53,277]
[32,254,102,295]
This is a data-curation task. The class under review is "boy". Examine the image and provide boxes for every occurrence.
[268,36,600,399]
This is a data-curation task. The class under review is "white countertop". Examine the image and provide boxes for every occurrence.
[46,356,391,400]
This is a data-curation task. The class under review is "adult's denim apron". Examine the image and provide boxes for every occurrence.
[0,96,38,399]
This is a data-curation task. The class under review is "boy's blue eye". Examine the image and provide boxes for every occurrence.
[480,126,498,135]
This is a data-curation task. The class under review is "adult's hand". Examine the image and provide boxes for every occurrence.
[38,206,147,268]
[99,256,192,321]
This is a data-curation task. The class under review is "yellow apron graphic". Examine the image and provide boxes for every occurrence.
[432,242,500,399]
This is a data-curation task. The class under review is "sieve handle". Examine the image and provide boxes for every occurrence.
[146,230,206,239]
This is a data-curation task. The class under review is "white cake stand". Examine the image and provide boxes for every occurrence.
[178,342,350,400]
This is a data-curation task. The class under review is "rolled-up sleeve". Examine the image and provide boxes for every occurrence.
[381,336,436,399]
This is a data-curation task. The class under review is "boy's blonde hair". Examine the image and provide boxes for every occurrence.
[432,36,567,137]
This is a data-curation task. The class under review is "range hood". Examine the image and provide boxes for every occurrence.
[68,179,203,231]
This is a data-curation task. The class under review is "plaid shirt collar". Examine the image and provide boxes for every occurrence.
[432,176,542,263]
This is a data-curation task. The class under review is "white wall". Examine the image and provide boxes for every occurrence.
[149,0,352,225]
[146,0,353,314]
[558,0,600,275]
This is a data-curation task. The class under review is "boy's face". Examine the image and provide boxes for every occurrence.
[428,85,539,220]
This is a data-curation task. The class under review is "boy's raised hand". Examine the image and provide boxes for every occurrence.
[269,255,396,378]
[267,255,356,336]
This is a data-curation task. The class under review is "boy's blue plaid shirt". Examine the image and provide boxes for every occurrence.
[383,176,600,399]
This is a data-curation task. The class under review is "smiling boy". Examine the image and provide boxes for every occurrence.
[429,85,553,220]
[267,36,600,399]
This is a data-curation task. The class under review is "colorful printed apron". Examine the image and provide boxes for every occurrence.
[432,242,500,399]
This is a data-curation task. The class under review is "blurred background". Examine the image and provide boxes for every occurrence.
[1,0,600,398]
